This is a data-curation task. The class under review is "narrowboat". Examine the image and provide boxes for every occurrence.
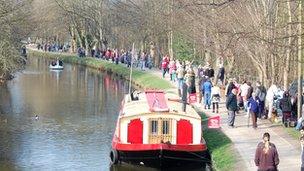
[110,90,211,169]
[49,60,64,70]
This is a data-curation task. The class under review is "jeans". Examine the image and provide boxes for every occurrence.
[141,61,145,70]
[204,91,211,108]
[162,68,167,78]
[296,117,303,130]
[268,102,273,119]
[212,102,219,112]
[182,100,187,112]
[172,73,176,82]
[251,111,258,128]
[258,101,265,118]
[228,110,236,126]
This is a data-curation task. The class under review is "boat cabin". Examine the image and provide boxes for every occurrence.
[115,90,202,146]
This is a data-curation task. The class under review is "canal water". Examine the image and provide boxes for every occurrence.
[0,56,157,171]
[0,56,206,171]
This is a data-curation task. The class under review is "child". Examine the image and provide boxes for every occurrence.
[211,84,221,113]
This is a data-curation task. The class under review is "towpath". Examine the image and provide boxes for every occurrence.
[147,69,301,171]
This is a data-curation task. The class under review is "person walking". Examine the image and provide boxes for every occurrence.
[255,132,279,171]
[248,93,260,129]
[226,89,238,128]
[240,81,250,111]
[169,59,177,81]
[225,78,236,97]
[185,68,196,94]
[181,80,191,112]
[140,52,146,70]
[279,91,292,127]
[211,83,221,113]
[266,85,278,119]
[217,64,225,86]
[176,64,185,97]
[247,82,254,101]
[161,55,169,78]
[255,81,267,118]
[202,78,212,109]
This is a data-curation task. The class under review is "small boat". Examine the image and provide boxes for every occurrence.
[49,60,64,70]
[110,90,211,169]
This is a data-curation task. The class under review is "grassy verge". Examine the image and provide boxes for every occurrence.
[198,110,236,171]
[285,127,301,140]
[272,121,301,140]
[30,49,236,170]
[28,50,172,90]
[204,129,235,171]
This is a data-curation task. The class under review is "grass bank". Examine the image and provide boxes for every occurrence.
[29,50,172,90]
[199,110,237,171]
[272,121,301,141]
[30,49,236,170]
[285,127,301,140]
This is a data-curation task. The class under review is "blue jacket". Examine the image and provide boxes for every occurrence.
[248,97,260,113]
[202,81,212,93]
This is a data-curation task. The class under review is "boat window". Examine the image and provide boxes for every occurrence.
[162,120,169,134]
[151,120,158,134]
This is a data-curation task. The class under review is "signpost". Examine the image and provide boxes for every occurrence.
[207,116,221,129]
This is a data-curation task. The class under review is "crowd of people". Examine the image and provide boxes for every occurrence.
[158,55,304,170]
[159,55,224,114]
[157,54,304,130]
[79,48,154,70]
[224,78,302,129]
[37,43,70,53]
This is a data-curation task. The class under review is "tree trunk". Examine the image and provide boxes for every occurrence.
[70,26,77,53]
[84,29,89,56]
[297,1,302,119]
[150,42,156,65]
[140,40,144,54]
[283,0,292,90]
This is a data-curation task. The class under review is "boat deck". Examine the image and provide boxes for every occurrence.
[120,91,201,120]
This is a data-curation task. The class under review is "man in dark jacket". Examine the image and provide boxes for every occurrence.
[226,89,238,127]
[217,64,225,86]
[181,80,190,112]
[225,78,236,97]
[279,91,292,126]
[247,82,253,100]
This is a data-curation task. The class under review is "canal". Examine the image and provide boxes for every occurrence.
[0,56,158,171]
[0,56,206,171]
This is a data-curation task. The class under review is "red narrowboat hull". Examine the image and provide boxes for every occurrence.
[112,141,207,152]
[111,140,211,169]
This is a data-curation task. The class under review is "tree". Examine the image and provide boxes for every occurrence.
[0,0,32,83]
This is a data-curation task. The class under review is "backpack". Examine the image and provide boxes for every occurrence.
[258,86,266,101]
[259,92,266,101]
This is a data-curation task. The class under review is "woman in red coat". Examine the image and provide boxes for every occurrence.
[161,55,169,78]
[255,132,279,171]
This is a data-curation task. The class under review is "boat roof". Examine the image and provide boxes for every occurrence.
[120,90,201,120]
